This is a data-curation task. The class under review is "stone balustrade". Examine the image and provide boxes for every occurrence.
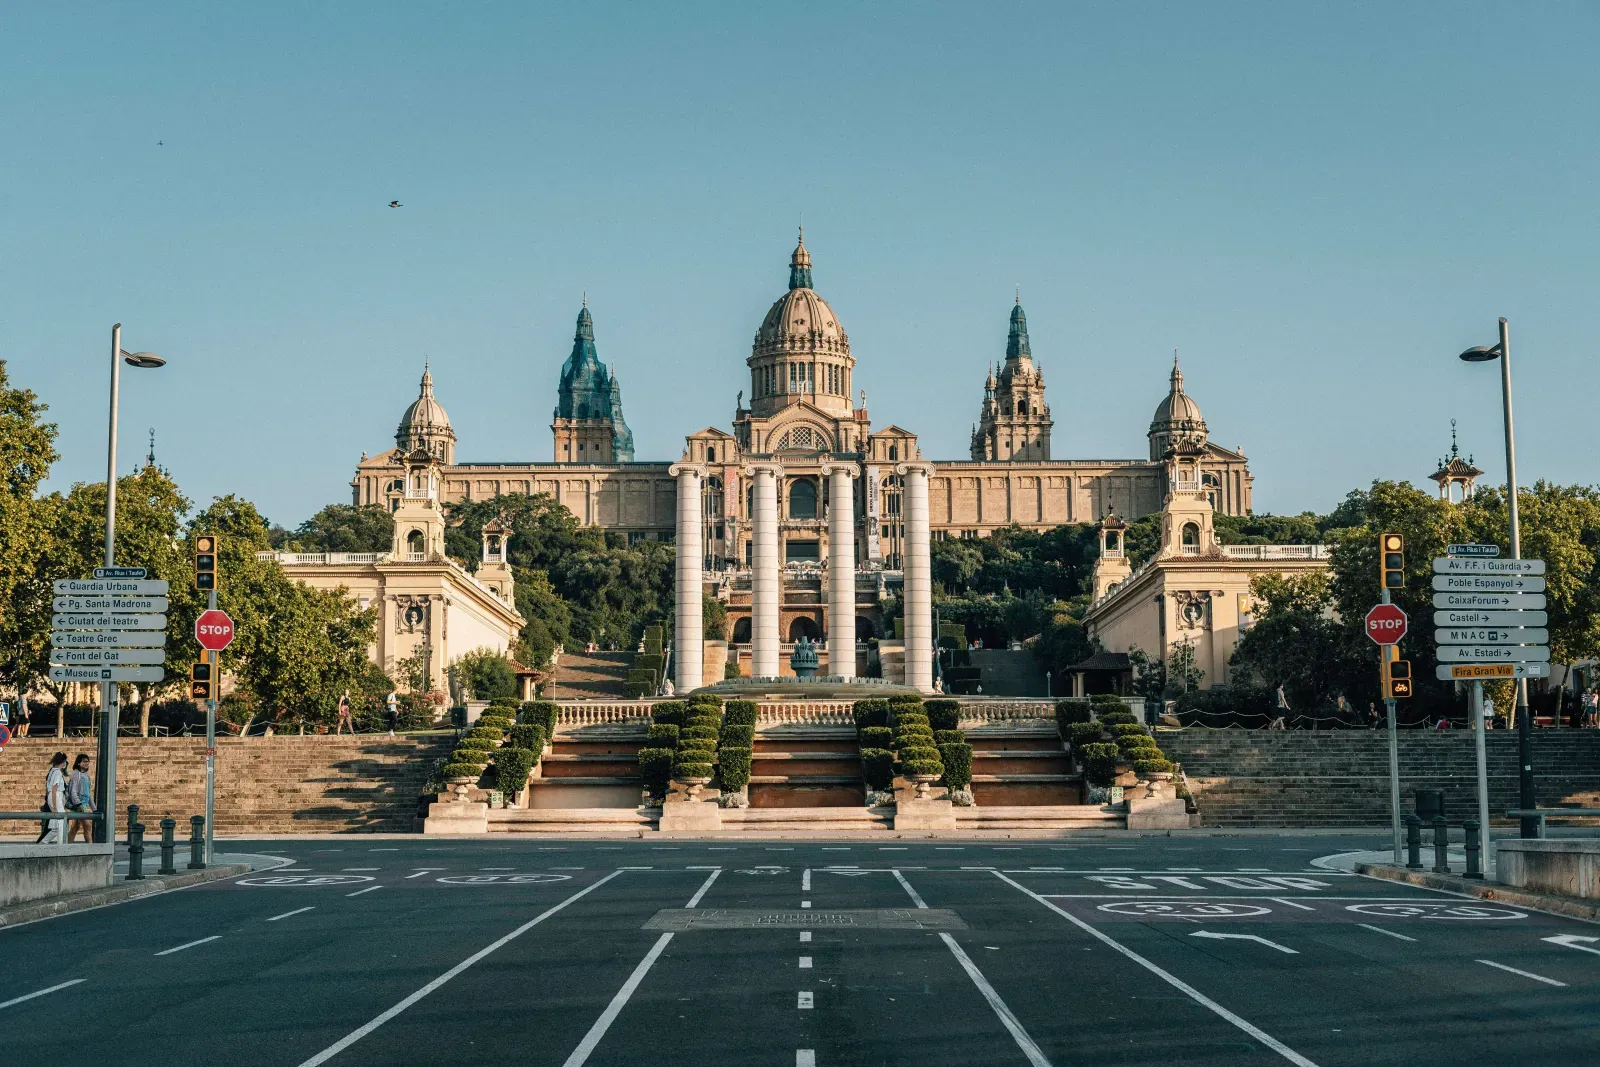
[549,697,1053,730]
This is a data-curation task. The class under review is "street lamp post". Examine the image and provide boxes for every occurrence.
[95,324,166,843]
[1459,317,1536,842]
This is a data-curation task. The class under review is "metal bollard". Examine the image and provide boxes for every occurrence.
[128,804,139,832]
[188,815,206,870]
[1405,814,1424,870]
[126,822,146,880]
[158,817,177,875]
[1432,815,1451,874]
[1464,818,1484,879]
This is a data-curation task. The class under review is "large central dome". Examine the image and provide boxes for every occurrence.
[755,233,848,351]
[747,231,855,420]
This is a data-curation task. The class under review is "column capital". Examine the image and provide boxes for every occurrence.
[668,461,708,479]
[818,460,858,479]
[744,460,784,478]
[894,460,936,479]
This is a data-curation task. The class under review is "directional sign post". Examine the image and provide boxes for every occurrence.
[195,602,234,865]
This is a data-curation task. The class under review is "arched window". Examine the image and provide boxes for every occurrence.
[788,616,821,642]
[706,446,716,463]
[406,529,425,557]
[887,444,899,462]
[1181,522,1200,549]
[703,476,724,518]
[789,478,817,519]
[732,616,752,643]
[1018,399,1029,416]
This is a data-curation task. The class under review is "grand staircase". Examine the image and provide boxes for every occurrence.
[492,727,654,833]
[543,651,636,699]
[748,730,865,808]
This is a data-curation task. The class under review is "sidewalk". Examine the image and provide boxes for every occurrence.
[0,850,285,929]
[1331,846,1600,924]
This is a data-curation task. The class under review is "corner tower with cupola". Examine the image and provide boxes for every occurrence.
[971,296,1052,461]
[552,300,635,463]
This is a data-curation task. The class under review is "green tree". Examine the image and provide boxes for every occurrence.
[453,647,517,700]
[0,361,60,694]
[288,503,395,553]
[1230,571,1368,713]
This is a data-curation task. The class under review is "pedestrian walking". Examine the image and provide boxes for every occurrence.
[15,693,29,737]
[385,691,399,737]
[35,752,68,844]
[66,753,96,843]
[1276,684,1290,711]
[1583,688,1598,729]
[1483,693,1496,729]
[1367,702,1380,730]
[335,691,355,735]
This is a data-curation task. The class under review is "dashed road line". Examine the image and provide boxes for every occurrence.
[800,931,812,942]
[406,869,443,878]
[801,900,812,908]
[685,869,722,908]
[156,935,221,956]
[797,991,814,1009]
[347,886,383,898]
[1270,898,1316,912]
[1357,924,1416,942]
[0,979,85,1010]
[799,956,812,968]
[1477,960,1566,987]
[267,907,316,922]
[797,1050,815,1066]
[802,869,811,891]
[343,868,380,872]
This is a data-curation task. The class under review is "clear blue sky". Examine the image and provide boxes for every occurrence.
[3,3,1595,528]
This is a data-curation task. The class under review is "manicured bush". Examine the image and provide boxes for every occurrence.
[723,700,758,726]
[894,731,936,752]
[934,729,965,746]
[685,716,722,735]
[508,724,546,752]
[634,653,665,678]
[718,723,754,747]
[1066,722,1104,747]
[887,693,924,707]
[651,702,686,726]
[637,747,675,795]
[859,726,893,749]
[1090,692,1127,707]
[1079,742,1121,788]
[1117,734,1158,754]
[903,758,943,777]
[1110,723,1149,738]
[939,743,974,789]
[687,693,723,709]
[1133,757,1174,777]
[853,699,891,729]
[441,762,486,780]
[673,760,716,779]
[861,748,896,790]
[683,724,720,742]
[1096,708,1138,727]
[717,746,753,791]
[489,695,521,709]
[474,717,512,733]
[492,747,536,797]
[646,723,681,747]
[1054,698,1092,726]
[924,699,961,732]
[892,710,930,727]
[519,701,560,736]
[898,744,943,766]
[623,673,655,697]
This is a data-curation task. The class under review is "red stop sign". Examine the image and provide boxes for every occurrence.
[1365,603,1408,645]
[195,608,235,651]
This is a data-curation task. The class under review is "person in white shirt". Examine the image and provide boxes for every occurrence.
[36,752,68,844]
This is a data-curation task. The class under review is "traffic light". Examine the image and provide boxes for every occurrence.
[1380,532,1404,590]
[1387,659,1414,699]
[195,534,218,591]
[189,661,213,701]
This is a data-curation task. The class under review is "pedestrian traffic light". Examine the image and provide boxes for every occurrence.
[195,534,218,591]
[1387,659,1413,699]
[189,661,213,701]
[1380,532,1404,590]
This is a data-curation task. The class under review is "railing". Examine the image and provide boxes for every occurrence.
[256,551,387,565]
[757,702,855,726]
[955,700,1055,726]
[1505,808,1600,838]
[1178,545,1201,556]
[554,702,654,727]
[406,551,427,563]
[1101,548,1125,558]
[1222,544,1330,561]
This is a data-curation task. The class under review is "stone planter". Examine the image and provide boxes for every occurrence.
[1140,771,1173,799]
[447,775,479,803]
[682,775,713,799]
[913,773,939,800]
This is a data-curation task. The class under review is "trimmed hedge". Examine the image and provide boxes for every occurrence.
[493,747,536,797]
[673,760,715,779]
[723,700,758,726]
[651,702,686,726]
[718,723,754,747]
[898,744,943,766]
[925,699,960,732]
[683,724,720,742]
[1109,723,1148,737]
[1133,757,1174,776]
[903,758,943,777]
[1066,721,1104,747]
[859,726,893,749]
[638,747,675,794]
[677,741,718,759]
[1079,742,1121,788]
[489,696,521,709]
[508,724,546,752]
[717,746,753,791]
[1096,709,1138,727]
[934,729,964,746]
[1090,692,1127,706]
[441,762,486,779]
[939,743,974,789]
[887,693,924,707]
[853,699,891,729]
[1055,698,1092,729]
[1117,735,1158,754]
[519,701,559,736]
[646,723,681,747]
[861,748,895,790]
[892,709,930,726]
[687,693,723,708]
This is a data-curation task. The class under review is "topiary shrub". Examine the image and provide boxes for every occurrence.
[651,702,686,726]
[1133,757,1174,777]
[493,747,536,798]
[479,712,515,728]
[724,661,741,679]
[489,696,521,709]
[898,744,943,767]
[859,726,893,749]
[934,729,964,746]
[687,693,723,709]
[892,709,930,726]
[1117,734,1158,755]
[853,699,891,729]
[441,761,486,780]
[1079,742,1121,788]
[903,758,943,778]
[1066,721,1104,747]
[1096,709,1138,727]
[717,746,752,791]
[673,759,716,780]
[647,723,681,747]
[939,743,973,789]
[1090,692,1127,707]
[454,734,497,750]
[888,693,924,708]
[718,723,754,747]
[1110,723,1148,738]
[861,748,895,790]
[638,747,675,795]
[683,724,720,742]
[622,679,653,698]
[520,701,560,736]
[508,724,546,752]
[925,699,961,732]
[723,700,758,727]
[1054,698,1092,726]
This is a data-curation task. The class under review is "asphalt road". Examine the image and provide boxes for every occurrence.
[3,834,1596,1067]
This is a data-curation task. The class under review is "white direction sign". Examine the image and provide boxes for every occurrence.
[1446,543,1501,558]
[1432,557,1545,575]
[1433,591,1546,610]
[52,612,167,630]
[48,665,165,683]
[52,630,167,648]
[1435,628,1549,646]
[1437,662,1550,681]
[1435,609,1548,628]
[48,647,166,665]
[52,596,169,613]
[53,578,169,596]
[1432,574,1545,594]
[1438,645,1552,663]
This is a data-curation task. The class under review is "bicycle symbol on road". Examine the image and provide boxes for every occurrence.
[1345,902,1527,921]
[436,874,574,885]
[1098,901,1272,918]
[238,874,374,887]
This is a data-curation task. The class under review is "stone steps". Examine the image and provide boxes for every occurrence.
[720,807,894,832]
[489,807,657,833]
[544,652,637,700]
[955,805,1123,830]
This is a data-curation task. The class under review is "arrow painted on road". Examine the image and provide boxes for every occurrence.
[1542,934,1600,957]
[1191,931,1298,954]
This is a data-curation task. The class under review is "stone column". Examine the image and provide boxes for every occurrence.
[821,461,857,681]
[669,463,706,693]
[746,462,782,679]
[897,462,935,693]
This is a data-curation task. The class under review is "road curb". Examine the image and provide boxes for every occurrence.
[1355,862,1600,923]
[0,863,250,929]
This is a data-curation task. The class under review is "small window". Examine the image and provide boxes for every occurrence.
[706,446,716,463]
[789,478,818,519]
[1181,522,1200,548]
[888,444,898,461]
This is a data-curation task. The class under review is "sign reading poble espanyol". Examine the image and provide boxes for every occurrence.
[47,570,168,685]
[1433,552,1549,681]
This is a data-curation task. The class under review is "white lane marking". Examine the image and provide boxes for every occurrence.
[961,866,997,871]
[800,931,812,942]
[1270,898,1316,912]
[369,848,399,852]
[820,847,849,851]
[1542,934,1600,957]
[562,934,675,1066]
[802,869,811,891]
[685,869,722,909]
[155,935,221,956]
[346,886,383,898]
[880,847,908,851]
[277,868,311,872]
[479,867,514,871]
[1358,924,1416,942]
[801,900,811,908]
[686,865,720,870]
[707,846,737,850]
[1191,931,1298,954]
[0,979,85,1010]
[993,871,1320,1067]
[799,956,812,968]
[767,847,794,851]
[893,870,1051,1066]
[936,847,964,850]
[267,907,315,922]
[406,870,443,879]
[797,991,813,1009]
[1477,959,1567,987]
[651,846,680,850]
[296,871,625,1067]
[797,1051,815,1067]
[342,868,379,872]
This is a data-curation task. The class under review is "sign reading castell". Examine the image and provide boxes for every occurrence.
[1432,546,1550,680]
[48,569,170,683]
